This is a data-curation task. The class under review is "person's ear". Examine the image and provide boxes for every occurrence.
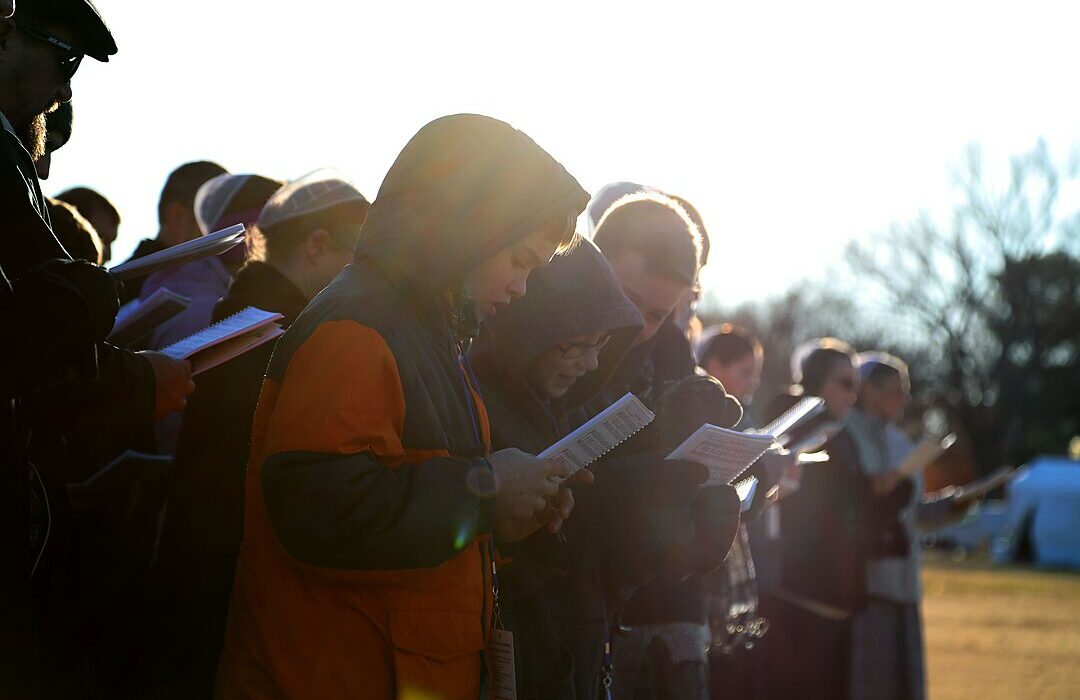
[305,228,331,260]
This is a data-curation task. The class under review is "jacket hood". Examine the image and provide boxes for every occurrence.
[471,238,644,411]
[355,114,589,301]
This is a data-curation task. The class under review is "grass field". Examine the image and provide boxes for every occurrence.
[922,555,1080,700]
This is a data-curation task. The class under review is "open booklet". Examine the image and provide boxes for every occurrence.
[160,306,285,375]
[107,224,246,280]
[108,287,191,346]
[667,424,777,486]
[752,396,825,446]
[896,432,958,479]
[538,393,655,475]
[952,466,1017,503]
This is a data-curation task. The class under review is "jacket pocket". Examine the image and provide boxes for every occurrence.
[388,608,485,699]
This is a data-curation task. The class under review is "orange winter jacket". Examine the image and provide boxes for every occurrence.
[215,114,588,699]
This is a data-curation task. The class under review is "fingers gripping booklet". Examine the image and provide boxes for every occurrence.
[160,306,285,376]
[667,425,778,486]
[538,393,655,475]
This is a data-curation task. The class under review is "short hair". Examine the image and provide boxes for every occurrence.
[799,338,855,395]
[157,160,228,224]
[47,198,103,265]
[56,186,120,226]
[254,199,371,262]
[592,192,701,286]
[667,194,710,267]
[698,323,762,368]
[856,351,910,392]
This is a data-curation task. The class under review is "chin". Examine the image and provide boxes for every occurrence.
[545,386,569,400]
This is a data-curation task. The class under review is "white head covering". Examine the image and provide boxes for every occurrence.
[854,351,908,384]
[585,181,652,235]
[194,173,254,236]
[257,169,368,231]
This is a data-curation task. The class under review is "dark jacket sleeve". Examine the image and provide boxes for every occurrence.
[263,450,494,570]
[4,259,119,390]
[256,319,495,575]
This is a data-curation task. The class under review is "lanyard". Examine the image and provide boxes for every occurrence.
[601,610,613,699]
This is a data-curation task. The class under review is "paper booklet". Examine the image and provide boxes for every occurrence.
[895,432,957,478]
[667,424,777,486]
[952,466,1017,503]
[160,306,284,376]
[753,396,825,446]
[538,393,655,475]
[108,287,191,346]
[785,421,844,456]
[107,224,246,280]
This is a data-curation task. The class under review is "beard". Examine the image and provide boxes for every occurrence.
[19,112,48,162]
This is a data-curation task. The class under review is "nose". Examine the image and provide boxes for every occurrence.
[57,82,73,104]
[578,350,600,373]
[507,272,527,300]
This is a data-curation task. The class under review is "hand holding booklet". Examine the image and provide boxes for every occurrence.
[538,393,655,475]
[107,224,246,280]
[160,306,285,375]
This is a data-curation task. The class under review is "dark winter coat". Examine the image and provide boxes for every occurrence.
[470,238,644,699]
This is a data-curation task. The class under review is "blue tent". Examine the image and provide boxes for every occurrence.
[993,456,1080,569]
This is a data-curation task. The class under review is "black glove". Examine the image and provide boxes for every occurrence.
[692,484,741,574]
[14,258,121,343]
[583,453,708,594]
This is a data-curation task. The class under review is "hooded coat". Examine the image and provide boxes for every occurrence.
[215,114,588,700]
[469,239,644,698]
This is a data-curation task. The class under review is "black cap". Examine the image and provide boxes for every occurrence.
[18,0,117,62]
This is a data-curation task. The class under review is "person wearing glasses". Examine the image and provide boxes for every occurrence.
[761,339,912,700]
[468,236,644,698]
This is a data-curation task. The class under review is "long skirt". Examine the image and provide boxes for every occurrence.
[850,598,926,700]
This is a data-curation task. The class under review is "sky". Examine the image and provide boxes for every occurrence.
[42,0,1080,306]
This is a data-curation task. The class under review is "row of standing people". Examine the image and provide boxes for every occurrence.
[1,1,972,697]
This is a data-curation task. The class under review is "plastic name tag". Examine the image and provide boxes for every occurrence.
[488,628,518,700]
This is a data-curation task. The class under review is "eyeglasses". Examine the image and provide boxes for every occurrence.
[555,335,612,360]
[15,20,83,81]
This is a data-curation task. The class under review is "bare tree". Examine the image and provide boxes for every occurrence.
[844,141,1080,469]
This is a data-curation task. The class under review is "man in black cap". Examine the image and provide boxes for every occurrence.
[1,2,192,696]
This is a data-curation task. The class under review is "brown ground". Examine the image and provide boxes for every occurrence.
[923,555,1080,700]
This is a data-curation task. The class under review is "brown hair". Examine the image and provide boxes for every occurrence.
[592,191,701,285]
[47,198,103,265]
[56,187,120,226]
[157,160,228,224]
[699,323,763,367]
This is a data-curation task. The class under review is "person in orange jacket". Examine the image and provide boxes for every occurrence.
[215,114,591,699]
